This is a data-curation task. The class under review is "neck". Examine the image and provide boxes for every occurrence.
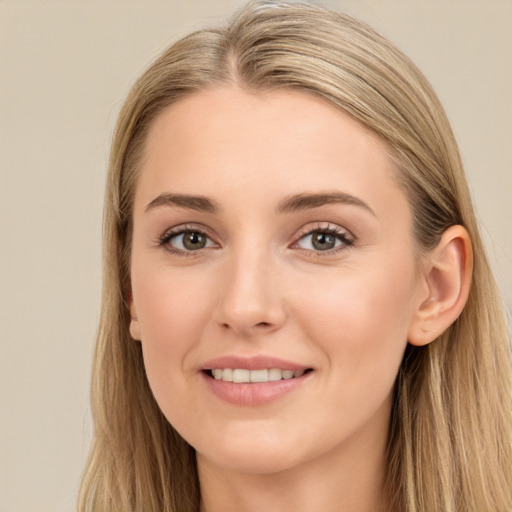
[198,405,391,512]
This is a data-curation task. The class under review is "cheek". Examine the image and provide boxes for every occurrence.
[279,262,417,453]
[131,264,216,400]
[134,262,214,338]
[296,258,417,387]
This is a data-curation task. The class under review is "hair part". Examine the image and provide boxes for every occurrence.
[79,2,512,511]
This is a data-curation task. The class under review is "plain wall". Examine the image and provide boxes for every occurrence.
[0,1,510,511]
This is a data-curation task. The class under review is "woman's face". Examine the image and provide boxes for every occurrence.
[129,88,427,475]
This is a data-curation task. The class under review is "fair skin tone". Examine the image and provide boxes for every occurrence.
[129,87,471,512]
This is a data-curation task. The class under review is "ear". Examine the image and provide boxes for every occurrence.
[408,225,473,346]
[128,292,142,341]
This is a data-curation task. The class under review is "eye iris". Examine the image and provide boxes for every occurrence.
[183,232,206,250]
[312,232,336,250]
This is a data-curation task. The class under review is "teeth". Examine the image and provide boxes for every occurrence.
[232,369,250,383]
[222,368,233,382]
[212,369,223,380]
[250,369,268,383]
[211,368,308,383]
[268,368,282,381]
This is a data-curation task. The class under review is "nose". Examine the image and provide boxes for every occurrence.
[213,248,287,338]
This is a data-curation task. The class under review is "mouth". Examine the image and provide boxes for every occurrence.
[204,368,314,383]
[200,356,314,405]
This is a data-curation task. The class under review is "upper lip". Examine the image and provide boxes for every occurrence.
[200,355,310,372]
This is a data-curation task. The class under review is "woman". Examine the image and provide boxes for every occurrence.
[79,2,512,511]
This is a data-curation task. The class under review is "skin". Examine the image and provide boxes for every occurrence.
[129,87,469,512]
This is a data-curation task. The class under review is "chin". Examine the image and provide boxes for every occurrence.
[194,428,309,475]
[199,447,303,476]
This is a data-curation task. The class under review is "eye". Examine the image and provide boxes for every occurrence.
[159,227,217,253]
[294,225,354,253]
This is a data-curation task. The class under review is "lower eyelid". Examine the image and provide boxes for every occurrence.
[291,226,355,253]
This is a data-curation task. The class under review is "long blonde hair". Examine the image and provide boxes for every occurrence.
[79,2,512,511]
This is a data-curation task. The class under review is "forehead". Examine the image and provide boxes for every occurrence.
[135,87,408,223]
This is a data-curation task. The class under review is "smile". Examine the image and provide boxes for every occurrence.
[210,368,308,383]
[201,360,313,405]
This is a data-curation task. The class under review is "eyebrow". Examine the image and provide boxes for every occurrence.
[276,192,375,216]
[145,191,375,216]
[145,193,220,214]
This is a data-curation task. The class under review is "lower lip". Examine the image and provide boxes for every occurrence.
[201,372,311,406]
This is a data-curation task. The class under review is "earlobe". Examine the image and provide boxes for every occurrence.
[129,297,142,341]
[130,318,142,341]
[408,225,473,346]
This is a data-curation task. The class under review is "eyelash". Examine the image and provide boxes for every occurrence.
[156,223,355,257]
[291,223,355,256]
[157,224,215,257]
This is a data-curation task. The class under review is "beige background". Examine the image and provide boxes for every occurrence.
[1,1,510,511]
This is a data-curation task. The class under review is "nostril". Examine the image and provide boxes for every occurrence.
[221,321,271,330]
